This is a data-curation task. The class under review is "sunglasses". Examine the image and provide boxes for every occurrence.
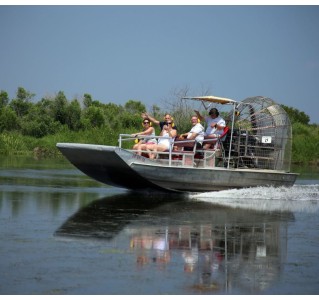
[167,122,172,124]
[143,121,149,124]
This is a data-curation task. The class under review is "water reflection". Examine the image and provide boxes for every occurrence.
[55,193,294,294]
[0,158,114,219]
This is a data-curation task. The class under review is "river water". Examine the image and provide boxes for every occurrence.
[0,155,318,295]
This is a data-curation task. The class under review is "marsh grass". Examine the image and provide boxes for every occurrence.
[292,123,319,164]
[0,132,29,155]
[0,125,132,156]
[1,123,318,165]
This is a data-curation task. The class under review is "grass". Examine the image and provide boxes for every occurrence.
[1,123,319,165]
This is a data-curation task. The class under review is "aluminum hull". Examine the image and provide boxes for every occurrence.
[56,143,171,192]
[131,163,297,192]
[56,143,298,193]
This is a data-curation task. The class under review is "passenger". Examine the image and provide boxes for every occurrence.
[141,112,177,131]
[146,121,177,159]
[178,116,204,150]
[194,108,226,150]
[131,118,157,156]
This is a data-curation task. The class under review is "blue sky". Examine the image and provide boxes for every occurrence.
[1,5,319,123]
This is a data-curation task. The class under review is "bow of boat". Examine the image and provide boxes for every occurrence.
[56,143,176,192]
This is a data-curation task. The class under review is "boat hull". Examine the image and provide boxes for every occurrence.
[57,143,298,193]
[131,163,298,192]
[56,143,172,192]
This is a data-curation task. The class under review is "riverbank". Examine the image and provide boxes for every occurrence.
[1,122,319,166]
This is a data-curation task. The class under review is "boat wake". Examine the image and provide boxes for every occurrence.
[190,184,319,213]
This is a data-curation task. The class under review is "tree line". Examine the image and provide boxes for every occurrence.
[0,87,318,164]
[0,87,152,138]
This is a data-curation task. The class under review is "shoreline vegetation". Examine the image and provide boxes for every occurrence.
[1,87,318,166]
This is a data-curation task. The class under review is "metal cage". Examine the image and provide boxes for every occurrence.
[226,96,292,172]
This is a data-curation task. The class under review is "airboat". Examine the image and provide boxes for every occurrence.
[56,95,298,193]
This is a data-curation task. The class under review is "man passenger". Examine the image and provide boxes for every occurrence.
[141,112,177,131]
[178,116,204,150]
[195,108,226,150]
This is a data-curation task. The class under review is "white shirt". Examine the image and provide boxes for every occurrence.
[144,127,157,144]
[187,123,204,144]
[204,116,226,136]
[158,130,171,150]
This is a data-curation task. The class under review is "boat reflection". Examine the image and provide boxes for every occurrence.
[55,193,294,294]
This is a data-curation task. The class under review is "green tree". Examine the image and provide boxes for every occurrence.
[17,86,35,101]
[0,106,19,132]
[82,106,105,128]
[20,103,61,138]
[51,91,68,125]
[281,104,310,125]
[124,100,146,114]
[0,90,9,109]
[83,93,93,108]
[66,99,82,130]
[100,103,124,129]
[37,97,55,117]
[121,112,141,129]
[10,87,35,117]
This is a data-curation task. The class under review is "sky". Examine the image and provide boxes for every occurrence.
[1,4,319,123]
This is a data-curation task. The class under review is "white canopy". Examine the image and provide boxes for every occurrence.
[182,95,237,105]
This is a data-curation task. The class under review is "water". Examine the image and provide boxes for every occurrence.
[0,155,319,295]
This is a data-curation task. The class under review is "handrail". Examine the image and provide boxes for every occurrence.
[119,134,231,168]
[119,134,175,165]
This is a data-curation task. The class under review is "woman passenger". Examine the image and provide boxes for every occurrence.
[131,118,157,156]
[146,121,177,159]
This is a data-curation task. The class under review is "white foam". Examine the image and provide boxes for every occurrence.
[190,184,319,213]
